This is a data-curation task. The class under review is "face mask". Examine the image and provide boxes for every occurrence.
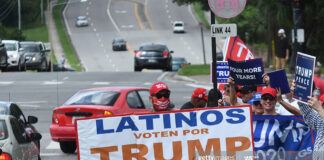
[153,98,170,111]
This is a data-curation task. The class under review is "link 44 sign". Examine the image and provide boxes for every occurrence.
[208,0,246,18]
[211,24,237,38]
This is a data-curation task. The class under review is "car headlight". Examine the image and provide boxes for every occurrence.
[12,54,18,59]
[32,57,37,61]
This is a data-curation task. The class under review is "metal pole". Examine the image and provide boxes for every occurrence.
[18,0,21,30]
[211,10,218,106]
[41,0,44,24]
[200,23,206,65]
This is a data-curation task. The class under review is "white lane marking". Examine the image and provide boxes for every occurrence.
[98,39,102,42]
[16,101,47,104]
[144,82,152,85]
[91,23,94,26]
[188,5,199,25]
[43,81,64,85]
[157,72,168,81]
[93,82,110,85]
[46,141,60,149]
[115,10,127,13]
[0,81,14,85]
[19,104,40,108]
[107,0,121,33]
[62,1,72,36]
[186,83,212,90]
[168,15,171,19]
[165,4,168,8]
[115,69,119,72]
[81,0,87,2]
[41,153,66,156]
[62,77,69,80]
[112,64,116,67]
[96,33,99,37]
[88,17,91,21]
[86,12,89,15]
[89,1,92,5]
[93,28,97,32]
[166,10,169,13]
[101,44,104,47]
[86,6,89,10]
[121,25,134,28]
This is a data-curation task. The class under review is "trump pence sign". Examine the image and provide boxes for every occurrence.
[76,106,254,160]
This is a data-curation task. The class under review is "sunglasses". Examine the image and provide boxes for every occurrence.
[154,93,170,99]
[261,96,275,101]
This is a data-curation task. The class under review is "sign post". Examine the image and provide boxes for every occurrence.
[208,0,245,107]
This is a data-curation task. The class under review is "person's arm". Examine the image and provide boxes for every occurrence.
[277,88,301,115]
[285,49,289,61]
[228,77,244,106]
[308,96,324,117]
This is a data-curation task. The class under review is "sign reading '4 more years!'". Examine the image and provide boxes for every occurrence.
[76,106,254,160]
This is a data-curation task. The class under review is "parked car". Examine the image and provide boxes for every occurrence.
[0,39,8,72]
[134,43,173,72]
[172,21,185,33]
[112,37,127,51]
[20,41,51,72]
[0,115,42,160]
[0,101,41,151]
[75,16,89,27]
[172,56,188,71]
[2,40,26,71]
[50,86,153,153]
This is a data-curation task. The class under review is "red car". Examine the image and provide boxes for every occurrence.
[50,86,153,153]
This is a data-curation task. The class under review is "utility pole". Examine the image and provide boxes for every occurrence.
[200,23,206,65]
[18,0,21,30]
[211,11,218,106]
[41,0,44,24]
[289,0,306,74]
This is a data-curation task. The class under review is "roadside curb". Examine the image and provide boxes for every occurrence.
[165,72,198,83]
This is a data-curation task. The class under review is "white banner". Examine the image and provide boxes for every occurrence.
[76,106,254,160]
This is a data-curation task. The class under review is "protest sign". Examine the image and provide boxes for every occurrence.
[228,58,264,85]
[293,52,316,103]
[76,106,254,160]
[253,115,315,160]
[213,61,229,84]
[267,69,290,94]
[222,36,254,61]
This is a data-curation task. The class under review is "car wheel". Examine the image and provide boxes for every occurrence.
[60,141,76,153]
[134,66,142,72]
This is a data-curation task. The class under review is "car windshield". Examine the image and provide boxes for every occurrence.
[64,90,120,106]
[20,44,40,52]
[174,23,183,27]
[4,43,17,51]
[115,39,125,43]
[78,16,86,20]
[0,105,9,115]
[173,57,186,62]
[0,120,8,140]
[140,45,165,52]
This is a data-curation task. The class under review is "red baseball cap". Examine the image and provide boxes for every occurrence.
[261,87,277,97]
[320,94,324,105]
[192,88,208,101]
[150,82,169,95]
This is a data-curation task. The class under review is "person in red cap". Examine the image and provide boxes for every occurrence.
[149,82,174,112]
[180,88,208,110]
[261,87,279,115]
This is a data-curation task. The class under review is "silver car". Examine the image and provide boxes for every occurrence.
[2,40,26,71]
[75,16,88,27]
[0,115,41,160]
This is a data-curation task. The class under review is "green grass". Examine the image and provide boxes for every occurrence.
[53,0,82,71]
[193,2,210,29]
[22,24,49,42]
[178,64,210,76]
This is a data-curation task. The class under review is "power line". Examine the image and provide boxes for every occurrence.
[0,0,13,12]
[0,0,17,21]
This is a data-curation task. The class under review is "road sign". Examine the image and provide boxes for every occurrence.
[211,24,237,38]
[208,0,246,18]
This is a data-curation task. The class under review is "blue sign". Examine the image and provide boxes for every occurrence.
[267,69,290,94]
[293,52,316,103]
[228,58,264,85]
[216,61,229,83]
[253,115,315,160]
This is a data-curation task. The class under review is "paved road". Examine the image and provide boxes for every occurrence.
[0,72,211,159]
[64,0,223,72]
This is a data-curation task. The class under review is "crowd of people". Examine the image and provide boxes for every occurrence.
[147,65,324,159]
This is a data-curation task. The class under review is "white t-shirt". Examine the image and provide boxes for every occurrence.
[277,99,300,115]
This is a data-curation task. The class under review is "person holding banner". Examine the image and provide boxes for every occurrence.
[149,82,176,112]
[275,29,290,70]
[181,88,208,110]
[292,80,324,159]
[227,77,257,106]
[206,88,224,107]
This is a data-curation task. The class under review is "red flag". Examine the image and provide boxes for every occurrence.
[222,36,254,61]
